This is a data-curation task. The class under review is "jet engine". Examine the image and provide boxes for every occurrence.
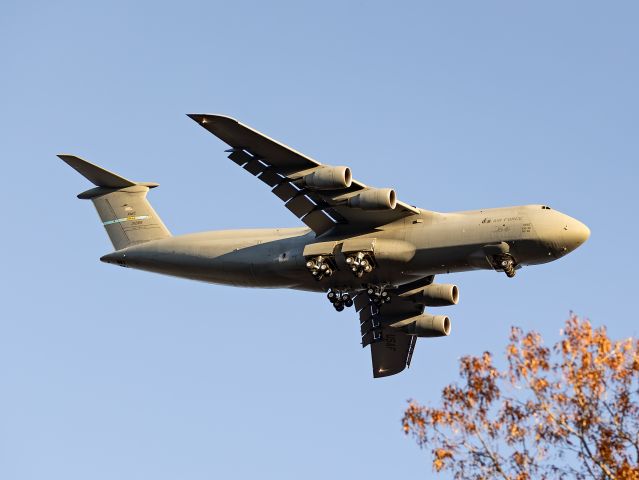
[304,166,352,189]
[406,284,459,307]
[347,188,397,210]
[399,314,451,337]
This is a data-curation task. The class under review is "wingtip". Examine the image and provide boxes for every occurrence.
[187,113,213,125]
[187,113,239,125]
[57,153,83,165]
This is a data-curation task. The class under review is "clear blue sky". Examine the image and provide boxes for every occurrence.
[1,1,637,478]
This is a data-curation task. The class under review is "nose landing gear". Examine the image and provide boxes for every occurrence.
[327,289,354,312]
[493,254,516,278]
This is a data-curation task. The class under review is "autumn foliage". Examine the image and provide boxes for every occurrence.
[402,315,639,479]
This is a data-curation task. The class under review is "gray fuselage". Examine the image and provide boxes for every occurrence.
[101,204,590,292]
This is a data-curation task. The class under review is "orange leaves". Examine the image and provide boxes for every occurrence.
[531,377,549,394]
[403,316,639,479]
[433,448,453,472]
[402,400,427,440]
[616,461,639,480]
[509,423,525,441]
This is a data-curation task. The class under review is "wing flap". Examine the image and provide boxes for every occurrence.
[258,168,284,187]
[243,158,268,176]
[301,210,335,235]
[228,149,253,166]
[358,293,425,378]
[285,195,316,218]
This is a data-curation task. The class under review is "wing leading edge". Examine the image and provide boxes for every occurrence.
[188,114,419,235]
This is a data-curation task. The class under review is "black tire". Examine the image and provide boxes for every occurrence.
[345,299,354,308]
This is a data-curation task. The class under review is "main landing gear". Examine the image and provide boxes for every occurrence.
[305,250,377,281]
[367,285,392,306]
[345,251,375,278]
[327,289,354,312]
[327,284,393,313]
[305,255,336,281]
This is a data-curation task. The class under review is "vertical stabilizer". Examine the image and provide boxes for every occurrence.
[58,155,171,250]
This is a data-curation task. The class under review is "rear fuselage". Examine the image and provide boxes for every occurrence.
[101,204,589,291]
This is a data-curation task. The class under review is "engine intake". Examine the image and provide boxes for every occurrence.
[304,166,352,190]
[405,283,459,306]
[347,188,397,210]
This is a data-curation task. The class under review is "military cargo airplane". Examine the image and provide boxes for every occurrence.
[59,114,590,377]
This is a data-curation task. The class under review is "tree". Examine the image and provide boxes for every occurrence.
[402,315,639,479]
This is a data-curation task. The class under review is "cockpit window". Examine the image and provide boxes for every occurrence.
[541,205,551,210]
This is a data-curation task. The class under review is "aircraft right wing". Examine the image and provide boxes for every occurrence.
[188,114,420,236]
[355,291,424,378]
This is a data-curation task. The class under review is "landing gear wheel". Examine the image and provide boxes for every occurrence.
[345,251,376,278]
[366,284,392,306]
[305,255,336,281]
[495,255,517,278]
[327,289,354,312]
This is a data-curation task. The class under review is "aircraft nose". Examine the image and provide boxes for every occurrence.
[562,217,590,252]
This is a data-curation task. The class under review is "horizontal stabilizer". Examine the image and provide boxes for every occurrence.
[58,154,137,188]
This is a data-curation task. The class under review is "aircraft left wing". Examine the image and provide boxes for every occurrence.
[356,292,424,378]
[188,114,419,235]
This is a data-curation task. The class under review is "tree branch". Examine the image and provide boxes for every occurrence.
[474,427,511,480]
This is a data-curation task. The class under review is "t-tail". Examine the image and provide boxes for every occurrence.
[58,155,171,251]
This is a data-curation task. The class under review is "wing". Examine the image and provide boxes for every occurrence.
[356,292,424,378]
[188,114,419,235]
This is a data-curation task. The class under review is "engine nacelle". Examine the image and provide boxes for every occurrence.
[408,284,459,307]
[390,313,452,337]
[410,314,451,337]
[304,166,352,189]
[347,188,397,210]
